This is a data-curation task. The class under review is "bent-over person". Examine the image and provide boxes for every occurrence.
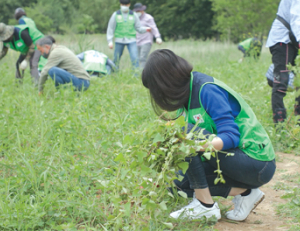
[36,37,90,94]
[0,22,43,85]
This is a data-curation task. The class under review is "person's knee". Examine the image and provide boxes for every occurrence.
[48,67,60,76]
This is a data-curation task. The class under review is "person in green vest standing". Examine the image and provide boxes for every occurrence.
[0,22,43,85]
[238,37,262,62]
[76,50,117,77]
[142,49,276,221]
[106,0,151,70]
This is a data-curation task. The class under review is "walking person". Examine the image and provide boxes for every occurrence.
[36,37,90,94]
[266,0,300,124]
[133,3,162,69]
[0,22,43,85]
[106,0,151,70]
[142,49,276,221]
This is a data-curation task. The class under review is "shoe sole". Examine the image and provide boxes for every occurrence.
[240,193,265,221]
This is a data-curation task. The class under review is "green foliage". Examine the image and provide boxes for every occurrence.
[0,34,299,229]
[0,0,37,24]
[278,187,300,230]
[76,15,98,34]
[211,0,280,42]
[131,0,215,40]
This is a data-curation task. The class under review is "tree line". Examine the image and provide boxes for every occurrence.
[0,0,280,42]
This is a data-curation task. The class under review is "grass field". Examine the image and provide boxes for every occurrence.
[0,34,299,230]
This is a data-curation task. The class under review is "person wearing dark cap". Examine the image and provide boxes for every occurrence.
[133,3,162,68]
[106,0,151,70]
[0,22,44,85]
[14,8,37,29]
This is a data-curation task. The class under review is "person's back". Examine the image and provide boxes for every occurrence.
[49,45,90,79]
[19,16,37,28]
[77,50,111,76]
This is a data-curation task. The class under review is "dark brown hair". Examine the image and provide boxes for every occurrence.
[142,49,193,119]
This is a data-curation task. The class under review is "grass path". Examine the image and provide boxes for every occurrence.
[214,152,300,231]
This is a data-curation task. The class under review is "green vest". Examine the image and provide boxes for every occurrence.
[114,10,136,39]
[238,38,253,51]
[4,24,43,54]
[82,50,108,74]
[38,56,48,71]
[20,16,37,29]
[178,72,275,161]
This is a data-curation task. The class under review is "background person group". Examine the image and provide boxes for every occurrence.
[106,0,162,70]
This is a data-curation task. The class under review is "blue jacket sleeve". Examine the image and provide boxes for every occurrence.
[200,84,241,150]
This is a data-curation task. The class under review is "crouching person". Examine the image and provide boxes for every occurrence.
[142,49,276,222]
[36,37,90,95]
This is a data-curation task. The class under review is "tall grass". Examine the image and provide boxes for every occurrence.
[0,34,299,230]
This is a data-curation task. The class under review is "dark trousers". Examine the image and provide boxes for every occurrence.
[173,124,276,198]
[270,43,300,122]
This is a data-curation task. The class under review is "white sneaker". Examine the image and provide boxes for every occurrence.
[226,188,265,221]
[170,198,221,220]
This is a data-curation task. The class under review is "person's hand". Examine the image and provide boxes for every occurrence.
[146,27,151,32]
[20,60,28,70]
[156,37,162,45]
[108,42,113,49]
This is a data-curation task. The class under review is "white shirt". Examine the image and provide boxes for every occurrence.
[266,0,300,47]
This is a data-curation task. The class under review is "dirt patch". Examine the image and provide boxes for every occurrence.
[214,152,300,231]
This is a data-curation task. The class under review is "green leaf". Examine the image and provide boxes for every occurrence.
[153,133,165,143]
[178,162,189,174]
[177,175,184,182]
[114,153,126,162]
[159,201,167,210]
[203,152,212,160]
[178,191,187,198]
[162,222,174,229]
[175,115,186,127]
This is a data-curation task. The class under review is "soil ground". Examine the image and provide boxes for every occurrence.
[214,152,300,231]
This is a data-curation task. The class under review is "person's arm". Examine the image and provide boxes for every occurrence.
[199,84,241,151]
[38,49,62,93]
[106,58,118,71]
[0,45,8,60]
[290,0,300,42]
[107,12,117,44]
[20,29,35,61]
[134,12,148,34]
[148,15,161,39]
